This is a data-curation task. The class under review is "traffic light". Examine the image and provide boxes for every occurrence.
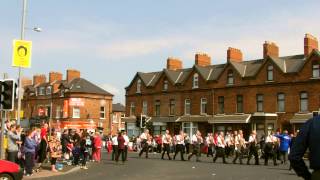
[136,117,141,128]
[0,79,16,111]
[141,116,146,128]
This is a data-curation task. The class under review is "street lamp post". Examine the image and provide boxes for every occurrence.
[17,0,41,125]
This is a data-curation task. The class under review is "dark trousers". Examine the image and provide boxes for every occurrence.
[233,148,244,164]
[213,147,227,163]
[247,145,259,165]
[185,143,190,154]
[157,144,162,153]
[124,146,128,161]
[264,143,277,166]
[139,142,149,158]
[81,150,88,166]
[25,152,35,175]
[7,151,18,163]
[173,144,185,160]
[279,151,288,164]
[188,144,201,161]
[116,149,125,162]
[112,145,118,161]
[161,143,171,160]
[207,145,214,157]
[50,158,57,165]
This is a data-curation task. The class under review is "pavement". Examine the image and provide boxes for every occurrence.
[26,152,302,180]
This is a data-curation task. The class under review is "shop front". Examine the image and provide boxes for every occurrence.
[290,113,312,132]
[250,113,277,139]
[176,115,211,137]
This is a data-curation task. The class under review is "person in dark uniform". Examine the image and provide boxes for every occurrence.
[289,116,320,180]
[138,129,150,158]
[264,131,277,166]
[173,131,185,161]
[188,130,203,162]
[161,130,172,160]
[247,130,260,165]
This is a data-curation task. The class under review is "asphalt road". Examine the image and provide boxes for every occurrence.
[36,152,302,180]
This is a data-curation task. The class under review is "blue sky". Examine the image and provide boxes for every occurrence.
[1,0,320,104]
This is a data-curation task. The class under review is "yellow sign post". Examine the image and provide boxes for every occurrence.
[12,40,32,68]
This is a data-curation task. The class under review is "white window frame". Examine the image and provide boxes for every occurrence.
[256,94,264,112]
[182,122,198,138]
[137,79,141,93]
[39,87,45,95]
[185,99,191,115]
[169,99,175,116]
[100,106,105,119]
[142,101,148,115]
[200,98,207,115]
[72,107,80,118]
[46,86,52,95]
[300,92,308,112]
[267,65,274,81]
[130,102,136,116]
[227,70,234,85]
[277,93,285,112]
[55,106,61,118]
[312,64,320,78]
[193,73,199,89]
[163,80,168,91]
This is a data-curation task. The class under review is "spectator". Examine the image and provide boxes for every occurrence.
[24,128,37,176]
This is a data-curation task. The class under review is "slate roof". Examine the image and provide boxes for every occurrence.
[129,50,320,88]
[66,78,113,96]
[112,103,125,112]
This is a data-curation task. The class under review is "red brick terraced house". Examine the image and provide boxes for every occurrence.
[124,34,320,139]
[22,69,113,134]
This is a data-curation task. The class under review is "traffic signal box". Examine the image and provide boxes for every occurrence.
[0,79,16,111]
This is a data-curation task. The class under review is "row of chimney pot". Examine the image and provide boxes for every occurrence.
[32,69,81,86]
[167,33,319,70]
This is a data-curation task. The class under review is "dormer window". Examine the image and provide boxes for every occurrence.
[46,86,52,95]
[267,65,274,81]
[227,70,234,85]
[193,73,199,88]
[60,89,65,97]
[312,62,320,78]
[39,87,45,95]
[163,80,168,91]
[137,79,141,93]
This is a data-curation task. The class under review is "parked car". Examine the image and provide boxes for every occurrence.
[0,160,23,180]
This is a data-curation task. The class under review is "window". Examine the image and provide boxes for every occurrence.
[72,107,80,118]
[137,79,141,93]
[200,98,207,114]
[100,106,105,119]
[130,102,136,116]
[55,106,61,118]
[277,93,285,112]
[236,95,243,113]
[60,89,65,97]
[39,87,45,95]
[193,73,199,88]
[182,122,198,138]
[46,86,52,95]
[227,70,234,85]
[153,126,167,135]
[169,99,175,116]
[267,65,274,81]
[185,99,191,115]
[256,94,264,112]
[300,92,308,112]
[312,63,320,78]
[163,80,168,91]
[218,96,224,114]
[155,100,161,116]
[142,101,148,115]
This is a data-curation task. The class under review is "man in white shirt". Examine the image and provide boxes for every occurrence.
[233,130,246,164]
[264,131,278,166]
[123,131,129,161]
[188,130,203,162]
[213,131,227,164]
[139,129,150,158]
[111,134,118,161]
[173,131,185,161]
[161,130,172,160]
[247,130,260,165]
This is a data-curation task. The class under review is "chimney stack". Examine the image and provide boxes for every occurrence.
[263,41,279,59]
[195,53,211,67]
[227,47,243,62]
[304,33,318,57]
[21,77,32,87]
[167,58,183,70]
[67,69,80,82]
[49,72,63,84]
[33,74,46,85]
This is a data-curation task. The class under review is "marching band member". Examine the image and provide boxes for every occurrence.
[161,130,172,160]
[173,131,186,161]
[213,131,228,164]
[188,130,203,162]
[139,129,150,158]
[247,130,260,165]
[264,131,277,166]
[206,133,214,157]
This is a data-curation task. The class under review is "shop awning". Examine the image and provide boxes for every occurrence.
[122,116,136,123]
[208,114,251,124]
[290,113,312,124]
[252,112,278,117]
[175,115,211,122]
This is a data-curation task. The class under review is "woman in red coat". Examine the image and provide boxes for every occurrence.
[93,132,102,162]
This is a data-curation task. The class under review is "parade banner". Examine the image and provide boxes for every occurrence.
[12,40,32,68]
